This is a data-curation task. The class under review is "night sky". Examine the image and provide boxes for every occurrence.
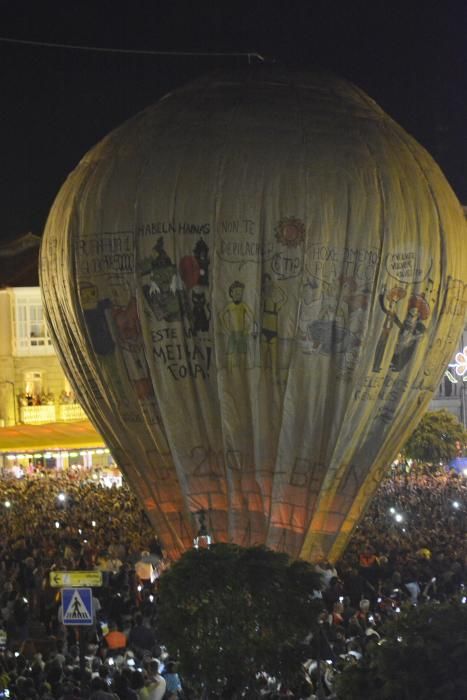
[1,1,466,243]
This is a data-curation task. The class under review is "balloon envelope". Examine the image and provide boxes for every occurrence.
[40,69,467,562]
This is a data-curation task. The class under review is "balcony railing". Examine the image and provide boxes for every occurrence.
[20,405,56,424]
[57,404,87,422]
[19,403,87,425]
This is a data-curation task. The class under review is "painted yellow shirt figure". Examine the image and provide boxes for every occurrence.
[260,273,287,368]
[220,281,254,369]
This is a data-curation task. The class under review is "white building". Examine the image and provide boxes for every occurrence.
[430,325,467,426]
[0,233,115,472]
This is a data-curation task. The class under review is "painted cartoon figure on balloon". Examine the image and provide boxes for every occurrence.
[80,277,154,404]
[389,292,431,371]
[106,276,154,400]
[193,237,210,286]
[191,288,211,336]
[372,285,431,373]
[219,280,255,371]
[301,274,369,359]
[179,237,211,335]
[106,277,163,425]
[140,237,186,323]
[372,285,407,372]
[260,273,287,368]
[80,281,115,357]
[298,278,323,354]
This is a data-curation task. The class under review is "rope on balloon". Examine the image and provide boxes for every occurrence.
[241,519,252,547]
[0,36,265,62]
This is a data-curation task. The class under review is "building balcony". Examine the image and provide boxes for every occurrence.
[57,404,87,422]
[19,403,87,425]
[20,405,56,424]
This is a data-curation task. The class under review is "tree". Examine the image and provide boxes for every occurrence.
[334,601,467,700]
[402,409,467,463]
[157,543,322,697]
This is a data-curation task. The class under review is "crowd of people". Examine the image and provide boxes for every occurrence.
[0,473,169,700]
[307,465,467,697]
[0,464,464,699]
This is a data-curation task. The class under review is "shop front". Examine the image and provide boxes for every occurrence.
[0,420,120,484]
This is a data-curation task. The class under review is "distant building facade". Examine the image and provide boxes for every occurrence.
[429,325,467,426]
[0,233,114,472]
[0,233,80,427]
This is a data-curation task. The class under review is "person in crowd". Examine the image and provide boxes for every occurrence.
[104,621,127,656]
[162,660,183,697]
[138,658,165,700]
[127,614,156,657]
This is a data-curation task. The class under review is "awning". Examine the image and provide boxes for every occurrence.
[0,420,105,453]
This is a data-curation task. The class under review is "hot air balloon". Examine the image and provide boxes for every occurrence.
[40,68,467,563]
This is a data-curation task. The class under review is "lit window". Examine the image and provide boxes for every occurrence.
[24,371,43,397]
[11,288,54,355]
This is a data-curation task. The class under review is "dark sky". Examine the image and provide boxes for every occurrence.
[1,0,466,242]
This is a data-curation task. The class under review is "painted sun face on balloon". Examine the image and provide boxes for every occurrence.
[274,217,305,248]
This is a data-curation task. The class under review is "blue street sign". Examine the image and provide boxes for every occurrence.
[62,587,93,626]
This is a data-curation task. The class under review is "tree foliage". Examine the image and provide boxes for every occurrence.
[334,601,467,700]
[402,409,467,463]
[157,543,322,697]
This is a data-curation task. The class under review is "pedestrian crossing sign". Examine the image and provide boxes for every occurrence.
[62,587,93,626]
